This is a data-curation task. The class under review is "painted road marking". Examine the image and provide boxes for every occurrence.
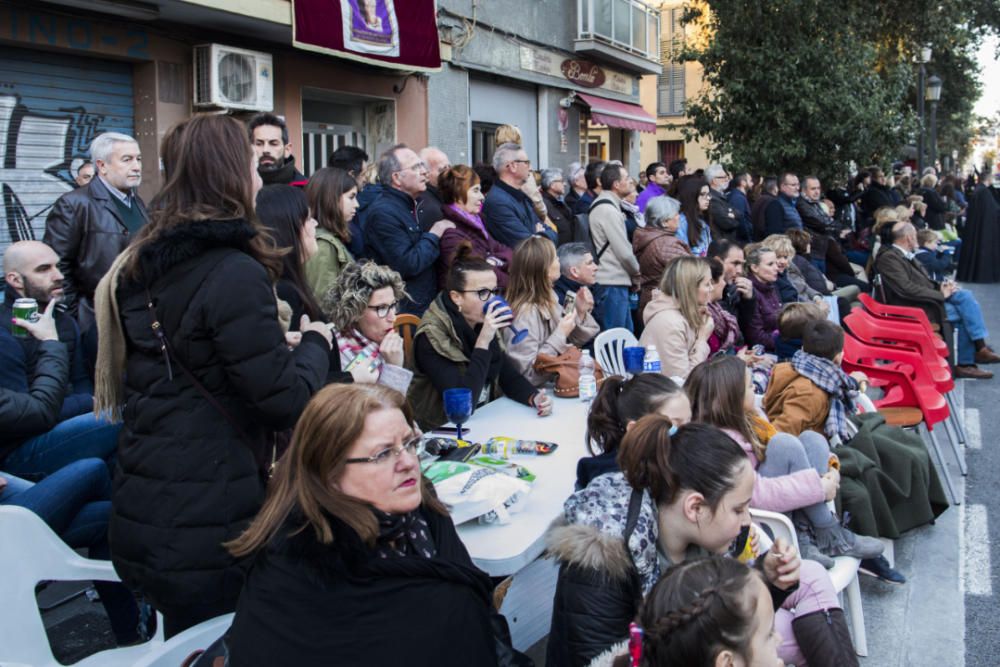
[965,408,981,450]
[962,504,993,596]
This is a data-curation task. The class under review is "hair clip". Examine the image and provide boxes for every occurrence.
[628,622,644,666]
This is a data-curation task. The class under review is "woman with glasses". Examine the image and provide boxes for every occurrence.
[410,244,550,429]
[676,175,713,257]
[436,164,513,292]
[226,383,521,666]
[504,236,599,387]
[324,261,413,393]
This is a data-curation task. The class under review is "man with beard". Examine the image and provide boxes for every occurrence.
[248,113,306,185]
[0,241,119,476]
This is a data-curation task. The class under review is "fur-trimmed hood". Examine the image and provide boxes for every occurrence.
[586,640,628,667]
[545,472,662,594]
[132,218,258,286]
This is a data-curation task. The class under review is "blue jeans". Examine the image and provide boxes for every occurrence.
[945,288,988,365]
[845,249,870,266]
[3,413,119,477]
[0,459,140,644]
[593,284,633,332]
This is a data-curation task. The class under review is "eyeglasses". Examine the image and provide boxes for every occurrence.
[459,287,498,301]
[511,159,532,166]
[345,435,424,465]
[398,161,428,174]
[367,301,399,318]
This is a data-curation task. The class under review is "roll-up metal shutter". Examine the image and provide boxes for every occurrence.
[0,45,134,256]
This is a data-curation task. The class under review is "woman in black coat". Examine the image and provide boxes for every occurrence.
[919,174,949,231]
[93,115,332,638]
[226,383,518,666]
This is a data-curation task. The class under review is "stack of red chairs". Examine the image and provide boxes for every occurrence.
[841,297,965,505]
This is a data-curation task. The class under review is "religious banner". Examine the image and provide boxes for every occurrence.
[293,0,442,72]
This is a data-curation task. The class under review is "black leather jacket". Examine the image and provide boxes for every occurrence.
[42,178,148,315]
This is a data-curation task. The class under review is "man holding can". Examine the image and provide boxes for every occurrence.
[0,240,118,478]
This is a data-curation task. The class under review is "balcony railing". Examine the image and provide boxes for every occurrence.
[577,0,661,65]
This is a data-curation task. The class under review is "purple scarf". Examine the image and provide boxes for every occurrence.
[444,203,490,240]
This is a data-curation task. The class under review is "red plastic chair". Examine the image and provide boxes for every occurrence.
[842,335,963,504]
[858,293,949,357]
[844,309,967,445]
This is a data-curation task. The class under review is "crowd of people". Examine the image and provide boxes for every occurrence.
[0,111,985,665]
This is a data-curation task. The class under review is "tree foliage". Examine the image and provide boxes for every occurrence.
[681,0,998,180]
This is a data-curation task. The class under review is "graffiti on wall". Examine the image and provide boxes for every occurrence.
[0,93,111,251]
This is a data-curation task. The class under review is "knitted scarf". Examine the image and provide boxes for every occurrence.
[706,301,740,352]
[790,349,857,442]
[92,248,134,421]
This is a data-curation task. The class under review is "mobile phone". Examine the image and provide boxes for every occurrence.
[562,291,577,317]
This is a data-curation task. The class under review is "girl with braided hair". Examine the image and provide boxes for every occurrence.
[546,417,859,667]
[599,556,782,667]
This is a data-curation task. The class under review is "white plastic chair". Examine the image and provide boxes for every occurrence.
[0,506,231,667]
[750,508,867,657]
[594,327,639,378]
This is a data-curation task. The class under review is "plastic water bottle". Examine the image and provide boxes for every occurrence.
[579,350,597,401]
[643,345,661,373]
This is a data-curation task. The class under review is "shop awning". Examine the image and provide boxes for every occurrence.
[576,92,656,133]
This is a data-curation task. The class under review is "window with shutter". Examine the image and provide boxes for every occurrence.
[656,7,685,117]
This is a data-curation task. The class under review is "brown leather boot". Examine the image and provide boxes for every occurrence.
[791,608,860,667]
[955,365,994,379]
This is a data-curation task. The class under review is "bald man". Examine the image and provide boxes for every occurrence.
[0,241,118,477]
[416,146,451,232]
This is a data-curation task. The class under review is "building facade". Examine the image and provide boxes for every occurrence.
[0,0,429,256]
[429,0,661,178]
[637,1,713,172]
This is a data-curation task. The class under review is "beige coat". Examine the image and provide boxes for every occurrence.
[504,295,600,387]
[639,291,712,380]
[590,192,639,287]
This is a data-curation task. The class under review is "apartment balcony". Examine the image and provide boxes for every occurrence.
[576,0,661,75]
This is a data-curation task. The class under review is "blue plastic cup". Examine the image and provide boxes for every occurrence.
[483,296,529,345]
[623,346,646,376]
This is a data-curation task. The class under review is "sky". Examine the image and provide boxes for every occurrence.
[975,34,1000,119]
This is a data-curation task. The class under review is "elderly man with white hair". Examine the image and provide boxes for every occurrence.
[43,131,147,325]
[705,163,740,243]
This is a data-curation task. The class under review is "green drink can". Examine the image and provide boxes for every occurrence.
[11,298,39,338]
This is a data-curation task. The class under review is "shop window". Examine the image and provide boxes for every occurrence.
[657,7,685,117]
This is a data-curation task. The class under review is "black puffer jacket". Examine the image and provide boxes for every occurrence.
[0,335,68,455]
[109,219,330,613]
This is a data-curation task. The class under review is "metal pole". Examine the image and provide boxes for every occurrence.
[917,63,926,173]
[929,100,938,171]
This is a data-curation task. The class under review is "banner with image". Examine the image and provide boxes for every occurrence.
[293,0,441,72]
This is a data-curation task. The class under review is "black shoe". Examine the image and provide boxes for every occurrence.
[859,555,906,584]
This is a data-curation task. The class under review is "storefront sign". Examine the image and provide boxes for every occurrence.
[560,59,605,88]
[519,46,632,96]
[293,0,441,72]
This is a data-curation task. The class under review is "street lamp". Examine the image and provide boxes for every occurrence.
[916,46,932,173]
[926,74,943,171]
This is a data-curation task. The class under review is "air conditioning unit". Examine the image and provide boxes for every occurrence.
[193,44,273,111]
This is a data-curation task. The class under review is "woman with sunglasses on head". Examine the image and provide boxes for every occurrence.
[226,384,522,666]
[324,261,413,394]
[410,244,551,429]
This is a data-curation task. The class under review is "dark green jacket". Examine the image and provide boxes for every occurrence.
[834,413,949,539]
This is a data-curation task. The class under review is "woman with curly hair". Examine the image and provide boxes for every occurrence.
[324,261,412,394]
